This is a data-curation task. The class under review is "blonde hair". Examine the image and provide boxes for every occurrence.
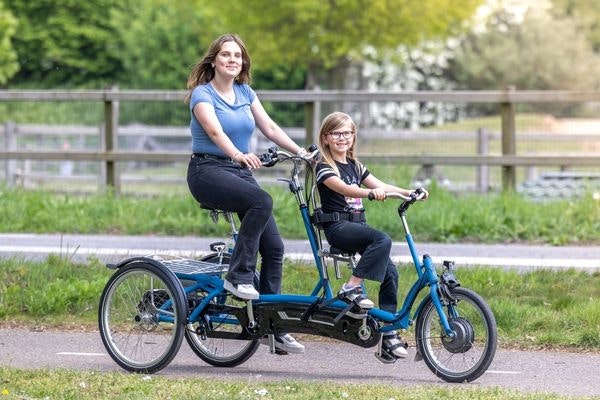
[184,34,252,103]
[316,112,358,176]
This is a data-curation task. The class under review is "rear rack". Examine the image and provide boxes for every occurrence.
[148,254,228,275]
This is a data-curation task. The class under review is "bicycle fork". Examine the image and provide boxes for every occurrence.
[422,254,455,338]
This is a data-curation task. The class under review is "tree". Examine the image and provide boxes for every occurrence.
[550,0,600,52]
[4,0,131,88]
[0,2,18,85]
[444,8,600,91]
[218,0,482,89]
[115,0,221,90]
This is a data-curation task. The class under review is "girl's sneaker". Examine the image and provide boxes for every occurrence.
[260,334,305,354]
[338,284,374,309]
[382,332,408,359]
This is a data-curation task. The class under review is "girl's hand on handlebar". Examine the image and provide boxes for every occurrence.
[368,188,386,201]
[412,188,429,200]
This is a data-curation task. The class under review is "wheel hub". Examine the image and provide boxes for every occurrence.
[442,317,474,353]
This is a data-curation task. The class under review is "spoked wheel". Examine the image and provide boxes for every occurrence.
[415,287,497,382]
[98,261,187,373]
[184,253,260,367]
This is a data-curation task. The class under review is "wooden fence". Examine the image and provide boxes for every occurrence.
[1,88,600,194]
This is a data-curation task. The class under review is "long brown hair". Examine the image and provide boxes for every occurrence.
[317,112,358,176]
[184,34,252,103]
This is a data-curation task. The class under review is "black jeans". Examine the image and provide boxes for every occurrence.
[187,157,284,294]
[323,221,399,313]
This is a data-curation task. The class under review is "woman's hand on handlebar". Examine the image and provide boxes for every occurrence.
[235,152,263,170]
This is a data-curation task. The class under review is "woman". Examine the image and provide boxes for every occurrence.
[185,34,306,354]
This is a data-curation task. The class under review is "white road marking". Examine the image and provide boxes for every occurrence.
[485,370,522,374]
[57,352,106,356]
[286,252,600,269]
[0,245,204,257]
[1,246,599,270]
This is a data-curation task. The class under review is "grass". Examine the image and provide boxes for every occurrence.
[2,182,600,245]
[1,256,599,352]
[0,368,574,400]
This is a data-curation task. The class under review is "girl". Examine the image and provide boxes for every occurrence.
[315,112,428,361]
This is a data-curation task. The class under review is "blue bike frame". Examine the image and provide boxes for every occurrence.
[155,154,454,337]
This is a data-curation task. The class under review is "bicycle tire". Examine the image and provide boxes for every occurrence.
[98,260,187,373]
[184,253,260,367]
[415,286,497,382]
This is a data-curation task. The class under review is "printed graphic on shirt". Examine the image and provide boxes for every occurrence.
[345,185,364,211]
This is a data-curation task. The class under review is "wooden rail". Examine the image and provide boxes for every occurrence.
[2,88,600,194]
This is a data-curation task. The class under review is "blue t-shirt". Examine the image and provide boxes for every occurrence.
[189,83,257,156]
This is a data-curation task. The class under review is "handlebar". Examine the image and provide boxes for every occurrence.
[259,144,319,167]
[367,187,426,202]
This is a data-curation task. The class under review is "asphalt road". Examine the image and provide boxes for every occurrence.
[1,233,600,271]
[1,328,599,398]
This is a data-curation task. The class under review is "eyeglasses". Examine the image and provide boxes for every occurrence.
[327,130,354,140]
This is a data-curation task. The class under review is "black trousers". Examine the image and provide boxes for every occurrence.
[187,157,284,294]
[324,221,399,312]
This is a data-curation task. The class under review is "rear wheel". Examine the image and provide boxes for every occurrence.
[98,261,187,373]
[415,287,497,382]
[184,253,260,367]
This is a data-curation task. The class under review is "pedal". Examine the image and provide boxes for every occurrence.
[345,311,368,320]
[263,334,288,355]
[374,351,397,364]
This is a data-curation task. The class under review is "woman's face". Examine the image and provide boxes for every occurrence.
[214,40,242,79]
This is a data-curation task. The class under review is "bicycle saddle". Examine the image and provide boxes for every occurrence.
[329,246,356,257]
[199,204,217,211]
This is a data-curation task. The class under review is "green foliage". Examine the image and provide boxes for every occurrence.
[0,255,110,320]
[0,186,227,236]
[0,2,18,85]
[114,0,217,90]
[550,0,600,52]
[1,184,600,245]
[219,0,482,88]
[445,8,600,91]
[466,267,600,350]
[4,0,130,88]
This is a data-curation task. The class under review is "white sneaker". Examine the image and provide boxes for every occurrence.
[382,333,408,358]
[223,279,259,300]
[260,334,305,354]
[338,284,375,309]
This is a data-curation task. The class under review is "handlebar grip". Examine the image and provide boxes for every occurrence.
[368,191,374,201]
[259,147,279,167]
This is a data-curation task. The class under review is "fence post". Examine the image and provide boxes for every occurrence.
[304,87,321,147]
[104,86,120,194]
[476,127,489,193]
[501,86,516,191]
[4,121,16,187]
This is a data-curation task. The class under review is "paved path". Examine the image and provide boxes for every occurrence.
[1,233,599,271]
[1,328,599,398]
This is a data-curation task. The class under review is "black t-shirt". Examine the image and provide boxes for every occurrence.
[315,158,370,213]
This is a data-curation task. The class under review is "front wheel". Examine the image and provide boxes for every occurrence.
[415,287,497,382]
[98,261,187,373]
